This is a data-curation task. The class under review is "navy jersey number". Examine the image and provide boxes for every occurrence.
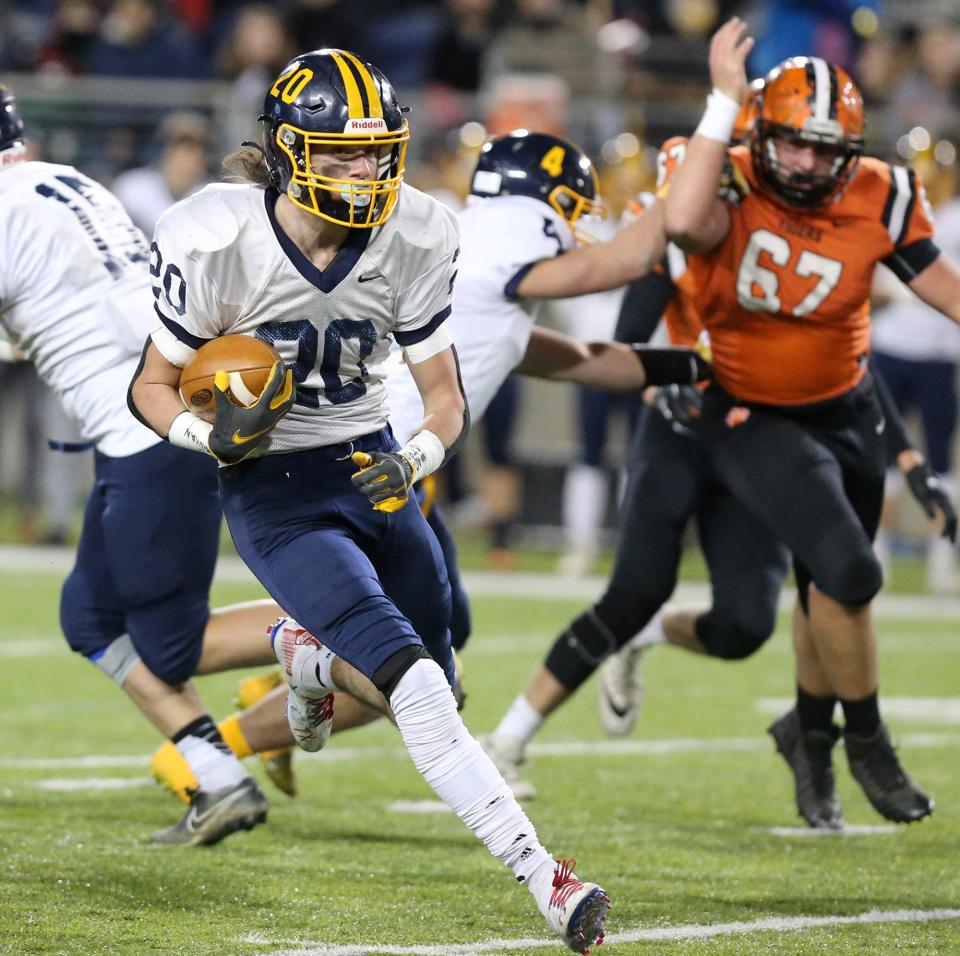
[255,318,377,408]
[35,175,149,277]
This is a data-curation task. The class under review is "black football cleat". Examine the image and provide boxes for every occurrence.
[843,723,934,823]
[768,708,844,829]
[153,777,269,846]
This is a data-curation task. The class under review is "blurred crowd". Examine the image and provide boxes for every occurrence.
[2,0,959,586]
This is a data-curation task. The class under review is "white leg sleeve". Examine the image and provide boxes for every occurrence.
[390,658,552,884]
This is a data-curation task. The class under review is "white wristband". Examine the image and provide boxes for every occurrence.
[694,88,742,143]
[167,410,215,456]
[400,429,446,482]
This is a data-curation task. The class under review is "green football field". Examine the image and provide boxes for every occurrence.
[1,561,959,956]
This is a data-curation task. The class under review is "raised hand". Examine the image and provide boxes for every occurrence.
[708,16,754,103]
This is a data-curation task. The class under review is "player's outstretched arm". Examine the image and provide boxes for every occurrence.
[906,253,960,325]
[515,202,666,299]
[663,17,752,252]
[517,325,709,391]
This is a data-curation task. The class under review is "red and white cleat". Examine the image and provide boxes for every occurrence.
[543,858,609,954]
[269,618,335,753]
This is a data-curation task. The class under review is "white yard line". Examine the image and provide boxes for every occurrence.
[1,545,959,619]
[242,908,960,955]
[757,697,960,724]
[6,730,960,773]
[35,776,154,791]
[760,824,899,837]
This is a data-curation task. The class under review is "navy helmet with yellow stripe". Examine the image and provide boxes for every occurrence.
[260,49,409,228]
[470,130,604,240]
[1,83,25,156]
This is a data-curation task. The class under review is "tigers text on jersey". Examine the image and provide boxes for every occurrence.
[684,149,936,406]
[0,161,158,456]
[385,194,572,443]
[150,182,458,452]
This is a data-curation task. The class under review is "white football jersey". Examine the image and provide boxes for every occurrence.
[385,195,572,443]
[151,182,459,451]
[0,161,159,456]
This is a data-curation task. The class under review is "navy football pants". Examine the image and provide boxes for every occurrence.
[219,428,455,687]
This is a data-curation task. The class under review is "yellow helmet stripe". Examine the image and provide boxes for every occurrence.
[329,51,365,119]
[338,50,384,119]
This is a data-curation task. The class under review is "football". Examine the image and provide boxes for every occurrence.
[178,335,283,422]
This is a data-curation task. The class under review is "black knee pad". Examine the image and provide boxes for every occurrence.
[373,645,432,700]
[820,550,883,606]
[544,607,631,692]
[697,613,773,660]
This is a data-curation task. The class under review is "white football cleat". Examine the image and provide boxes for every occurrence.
[596,644,645,736]
[270,618,335,753]
[541,858,609,954]
[479,732,537,800]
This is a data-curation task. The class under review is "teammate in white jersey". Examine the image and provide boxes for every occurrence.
[0,82,288,845]
[130,50,613,951]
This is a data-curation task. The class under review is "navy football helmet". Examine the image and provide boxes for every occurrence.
[260,49,409,228]
[0,83,25,158]
[470,130,604,240]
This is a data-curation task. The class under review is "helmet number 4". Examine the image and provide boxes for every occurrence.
[736,228,843,317]
[540,146,566,178]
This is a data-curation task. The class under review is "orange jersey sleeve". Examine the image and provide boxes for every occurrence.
[684,151,935,405]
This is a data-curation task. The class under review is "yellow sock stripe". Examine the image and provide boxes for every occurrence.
[218,713,254,759]
[329,51,365,119]
[338,50,383,118]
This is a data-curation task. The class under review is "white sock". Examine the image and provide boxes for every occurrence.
[493,694,544,744]
[390,659,552,884]
[175,736,248,792]
[629,607,667,650]
[562,464,608,555]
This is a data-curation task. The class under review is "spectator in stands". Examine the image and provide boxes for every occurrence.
[216,4,294,154]
[749,0,881,77]
[885,21,960,155]
[429,0,499,93]
[112,111,213,236]
[87,0,203,79]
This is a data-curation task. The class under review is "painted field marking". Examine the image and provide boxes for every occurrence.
[2,544,959,617]
[386,800,452,815]
[0,639,64,658]
[5,730,960,774]
[242,907,960,955]
[36,776,154,792]
[760,824,899,837]
[757,697,960,724]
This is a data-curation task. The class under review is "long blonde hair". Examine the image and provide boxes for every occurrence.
[222,144,271,186]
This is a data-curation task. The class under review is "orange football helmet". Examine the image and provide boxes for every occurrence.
[731,78,764,146]
[752,56,864,207]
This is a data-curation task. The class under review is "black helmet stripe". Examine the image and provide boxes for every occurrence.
[330,49,384,119]
[827,62,839,120]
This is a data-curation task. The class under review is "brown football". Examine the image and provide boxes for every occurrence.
[178,335,283,423]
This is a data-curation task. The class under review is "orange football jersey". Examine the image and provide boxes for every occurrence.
[653,136,706,348]
[684,147,935,405]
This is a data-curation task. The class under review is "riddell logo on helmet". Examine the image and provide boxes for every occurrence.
[345,119,387,133]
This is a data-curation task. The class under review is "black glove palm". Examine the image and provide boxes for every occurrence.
[209,360,294,465]
[652,383,703,436]
[905,462,958,543]
[350,450,415,512]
